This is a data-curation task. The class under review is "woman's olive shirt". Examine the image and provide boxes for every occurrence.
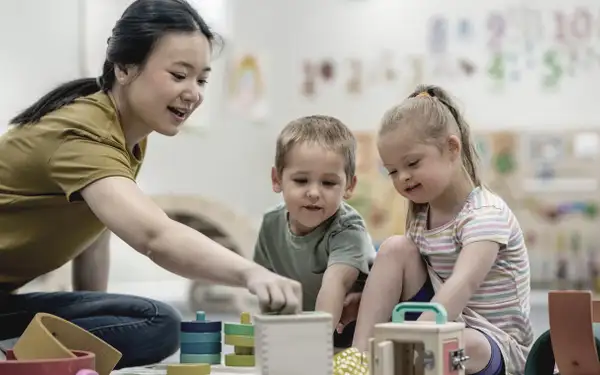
[0,91,146,292]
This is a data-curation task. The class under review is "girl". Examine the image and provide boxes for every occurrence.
[0,0,300,368]
[347,85,533,375]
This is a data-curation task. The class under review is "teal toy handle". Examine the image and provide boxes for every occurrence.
[392,302,448,324]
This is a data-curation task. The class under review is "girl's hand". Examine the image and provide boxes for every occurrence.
[336,292,362,333]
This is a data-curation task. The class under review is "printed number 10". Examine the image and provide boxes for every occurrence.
[554,8,594,42]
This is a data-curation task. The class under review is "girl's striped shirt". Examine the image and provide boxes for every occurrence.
[408,186,533,375]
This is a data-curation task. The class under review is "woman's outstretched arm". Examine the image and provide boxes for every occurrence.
[81,176,302,313]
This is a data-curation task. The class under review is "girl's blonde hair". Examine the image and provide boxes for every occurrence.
[378,84,481,231]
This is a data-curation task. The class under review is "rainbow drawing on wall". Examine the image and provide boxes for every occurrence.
[229,53,268,122]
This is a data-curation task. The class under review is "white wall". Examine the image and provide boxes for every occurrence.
[0,0,81,129]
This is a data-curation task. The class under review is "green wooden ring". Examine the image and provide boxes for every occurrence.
[224,354,255,367]
[180,353,221,365]
[224,334,254,347]
[223,323,254,336]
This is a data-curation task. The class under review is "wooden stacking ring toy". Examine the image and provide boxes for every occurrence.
[0,312,121,375]
[179,311,222,365]
[223,312,255,367]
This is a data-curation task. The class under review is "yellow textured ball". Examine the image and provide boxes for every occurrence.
[333,347,369,375]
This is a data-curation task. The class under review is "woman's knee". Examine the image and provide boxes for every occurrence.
[149,300,182,358]
[95,296,183,369]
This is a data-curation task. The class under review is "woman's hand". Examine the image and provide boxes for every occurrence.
[243,266,302,314]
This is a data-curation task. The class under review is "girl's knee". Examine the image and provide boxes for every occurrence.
[464,329,493,374]
[377,235,419,260]
[465,334,491,361]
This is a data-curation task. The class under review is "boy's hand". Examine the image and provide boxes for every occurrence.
[336,292,362,333]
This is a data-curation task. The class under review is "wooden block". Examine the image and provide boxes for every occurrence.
[180,353,221,365]
[224,335,254,347]
[224,353,255,367]
[167,363,211,375]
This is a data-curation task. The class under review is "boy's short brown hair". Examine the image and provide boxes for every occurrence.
[275,115,356,180]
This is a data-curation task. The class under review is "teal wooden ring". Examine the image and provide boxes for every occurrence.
[180,331,221,343]
[180,342,222,355]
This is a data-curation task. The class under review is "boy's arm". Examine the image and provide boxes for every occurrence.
[419,207,510,321]
[316,263,359,330]
[316,227,373,330]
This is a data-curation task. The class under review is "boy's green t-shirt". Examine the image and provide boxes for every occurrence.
[253,201,376,311]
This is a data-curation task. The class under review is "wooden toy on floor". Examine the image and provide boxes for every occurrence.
[166,363,211,375]
[524,290,600,375]
[1,349,98,375]
[0,313,121,375]
[254,311,333,375]
[368,302,468,375]
[223,312,255,367]
[179,311,222,365]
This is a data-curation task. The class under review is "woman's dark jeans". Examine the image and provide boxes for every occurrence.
[0,291,181,369]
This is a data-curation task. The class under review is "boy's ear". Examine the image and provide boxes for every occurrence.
[343,175,358,200]
[271,167,282,193]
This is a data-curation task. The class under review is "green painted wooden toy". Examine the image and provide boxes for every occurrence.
[223,312,255,367]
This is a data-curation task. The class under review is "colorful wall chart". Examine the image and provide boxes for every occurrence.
[426,5,600,90]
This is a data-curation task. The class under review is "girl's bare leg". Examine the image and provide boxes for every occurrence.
[351,235,428,352]
[350,237,496,374]
[463,329,494,374]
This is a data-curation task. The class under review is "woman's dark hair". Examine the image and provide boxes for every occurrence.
[10,0,220,126]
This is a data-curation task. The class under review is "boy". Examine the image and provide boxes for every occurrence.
[253,115,376,348]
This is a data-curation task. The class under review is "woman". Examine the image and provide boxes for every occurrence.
[0,0,301,369]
